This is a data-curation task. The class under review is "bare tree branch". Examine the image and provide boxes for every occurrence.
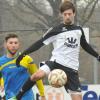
[82,0,98,26]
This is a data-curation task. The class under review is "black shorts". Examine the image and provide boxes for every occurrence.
[45,61,81,92]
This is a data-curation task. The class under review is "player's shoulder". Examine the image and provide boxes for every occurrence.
[23,55,32,60]
[43,23,64,38]
[75,25,84,33]
[19,52,33,63]
[69,25,84,34]
[0,55,7,65]
[70,24,82,30]
[23,55,34,64]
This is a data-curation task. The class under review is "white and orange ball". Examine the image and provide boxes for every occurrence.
[48,69,67,88]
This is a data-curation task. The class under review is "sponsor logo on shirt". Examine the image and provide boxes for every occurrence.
[64,37,78,48]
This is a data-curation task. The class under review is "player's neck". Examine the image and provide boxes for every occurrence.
[6,52,18,58]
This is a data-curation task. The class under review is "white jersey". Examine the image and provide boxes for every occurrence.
[23,23,98,70]
[43,24,83,70]
[23,24,99,70]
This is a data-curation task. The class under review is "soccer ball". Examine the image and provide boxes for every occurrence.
[48,69,67,88]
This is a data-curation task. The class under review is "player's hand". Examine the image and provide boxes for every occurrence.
[41,96,46,100]
[0,86,4,92]
[0,86,5,99]
[97,55,100,62]
[16,54,25,67]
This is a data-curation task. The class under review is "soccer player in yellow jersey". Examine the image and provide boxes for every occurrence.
[0,33,45,100]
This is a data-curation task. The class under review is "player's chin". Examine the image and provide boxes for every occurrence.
[10,51,17,55]
[65,20,72,25]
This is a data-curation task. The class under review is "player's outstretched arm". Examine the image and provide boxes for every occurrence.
[16,38,44,66]
[22,38,44,55]
[16,26,58,66]
[80,31,100,61]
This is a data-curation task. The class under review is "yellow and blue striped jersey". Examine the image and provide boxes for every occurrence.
[0,54,45,100]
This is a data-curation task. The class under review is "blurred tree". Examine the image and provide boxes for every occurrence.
[3,0,99,29]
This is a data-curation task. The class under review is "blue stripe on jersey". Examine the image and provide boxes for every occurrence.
[0,55,34,100]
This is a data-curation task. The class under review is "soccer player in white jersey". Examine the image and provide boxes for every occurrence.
[15,1,100,100]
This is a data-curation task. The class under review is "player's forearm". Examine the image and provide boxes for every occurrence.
[81,39,99,58]
[22,38,44,55]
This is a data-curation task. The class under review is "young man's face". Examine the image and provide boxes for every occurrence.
[5,38,20,55]
[62,9,75,25]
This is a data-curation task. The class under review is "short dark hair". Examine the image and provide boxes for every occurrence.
[59,1,75,13]
[5,33,18,42]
